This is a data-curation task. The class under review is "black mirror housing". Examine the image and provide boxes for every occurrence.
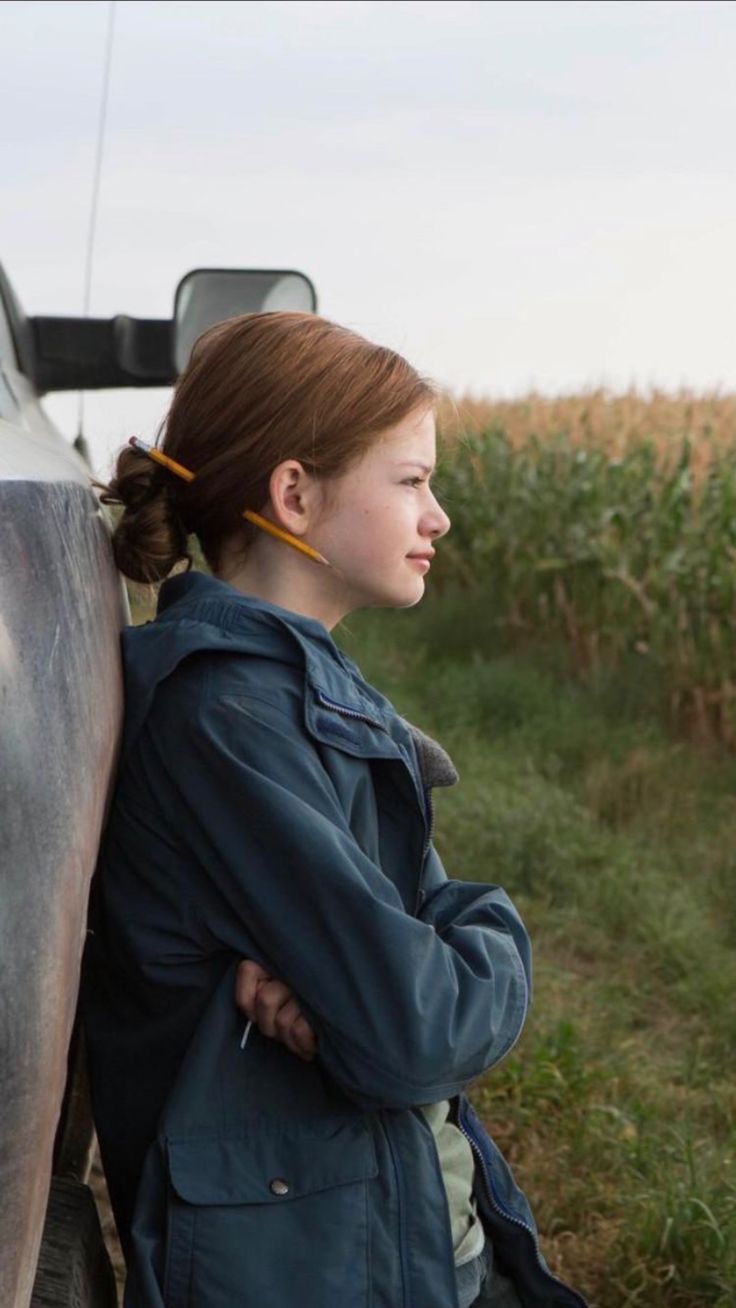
[0,265,317,395]
[29,315,173,393]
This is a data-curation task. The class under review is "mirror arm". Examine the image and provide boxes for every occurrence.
[28,316,175,393]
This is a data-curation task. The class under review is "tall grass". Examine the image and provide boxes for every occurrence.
[432,407,736,746]
[437,389,736,472]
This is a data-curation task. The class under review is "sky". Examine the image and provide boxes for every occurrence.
[3,0,736,475]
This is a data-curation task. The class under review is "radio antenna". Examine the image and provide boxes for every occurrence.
[76,0,116,455]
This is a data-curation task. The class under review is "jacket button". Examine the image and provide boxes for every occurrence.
[269,1178,290,1196]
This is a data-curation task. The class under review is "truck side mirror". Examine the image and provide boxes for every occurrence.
[173,268,317,373]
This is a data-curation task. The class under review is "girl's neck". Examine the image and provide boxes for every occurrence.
[215,539,353,633]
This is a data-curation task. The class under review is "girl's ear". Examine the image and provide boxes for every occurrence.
[267,460,322,538]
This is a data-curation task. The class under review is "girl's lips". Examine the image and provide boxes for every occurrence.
[407,557,431,570]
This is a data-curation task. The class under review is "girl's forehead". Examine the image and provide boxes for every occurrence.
[369,409,437,463]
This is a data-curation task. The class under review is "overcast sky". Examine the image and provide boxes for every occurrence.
[3,0,736,474]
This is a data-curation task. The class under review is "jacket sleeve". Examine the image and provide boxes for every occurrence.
[156,689,531,1112]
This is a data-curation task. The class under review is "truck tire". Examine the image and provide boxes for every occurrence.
[30,1177,118,1308]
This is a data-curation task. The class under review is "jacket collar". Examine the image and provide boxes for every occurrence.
[124,572,458,790]
[156,572,390,720]
[121,572,393,755]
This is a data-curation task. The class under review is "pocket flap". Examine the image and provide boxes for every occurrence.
[166,1122,378,1205]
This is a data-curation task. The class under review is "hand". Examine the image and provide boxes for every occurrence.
[235,959,318,1062]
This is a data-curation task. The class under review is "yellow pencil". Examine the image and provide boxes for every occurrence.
[239,508,330,565]
[129,437,331,567]
[132,440,195,482]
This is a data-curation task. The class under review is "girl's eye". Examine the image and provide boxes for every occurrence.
[402,477,426,488]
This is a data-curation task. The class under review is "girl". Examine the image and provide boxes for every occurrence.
[82,312,585,1308]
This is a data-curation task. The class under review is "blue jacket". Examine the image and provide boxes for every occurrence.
[82,571,586,1308]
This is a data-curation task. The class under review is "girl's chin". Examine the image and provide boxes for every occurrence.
[347,571,426,612]
[384,579,426,609]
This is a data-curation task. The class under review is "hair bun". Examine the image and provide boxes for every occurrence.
[99,443,191,584]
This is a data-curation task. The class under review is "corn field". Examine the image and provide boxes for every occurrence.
[434,391,736,746]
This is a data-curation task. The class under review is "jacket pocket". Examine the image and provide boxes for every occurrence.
[162,1124,378,1308]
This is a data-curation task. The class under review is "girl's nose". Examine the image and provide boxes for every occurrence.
[426,497,451,539]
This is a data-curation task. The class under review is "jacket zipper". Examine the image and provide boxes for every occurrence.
[423,785,435,856]
[314,688,386,730]
[381,1112,411,1308]
[457,1110,588,1308]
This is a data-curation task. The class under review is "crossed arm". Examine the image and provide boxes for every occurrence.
[235,958,317,1061]
[161,691,530,1107]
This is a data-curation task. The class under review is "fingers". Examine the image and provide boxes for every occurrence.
[235,960,318,1061]
[253,978,294,1039]
[274,999,318,1062]
[235,959,272,1018]
[290,1014,318,1061]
